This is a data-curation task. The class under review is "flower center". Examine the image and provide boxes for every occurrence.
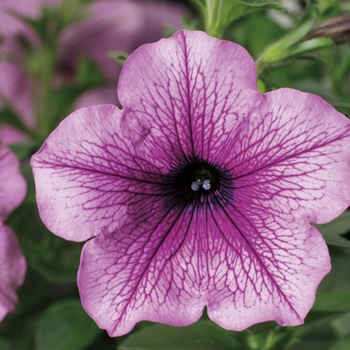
[163,159,233,209]
[188,163,219,193]
[191,167,213,191]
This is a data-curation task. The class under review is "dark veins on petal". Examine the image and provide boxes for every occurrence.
[161,156,234,210]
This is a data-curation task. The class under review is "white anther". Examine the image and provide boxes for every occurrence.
[202,179,211,190]
[191,181,200,191]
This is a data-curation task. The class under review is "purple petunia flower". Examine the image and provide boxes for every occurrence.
[0,141,26,321]
[31,30,350,336]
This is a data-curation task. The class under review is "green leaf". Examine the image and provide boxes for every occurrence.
[290,339,335,350]
[330,101,350,110]
[35,299,101,350]
[280,38,333,60]
[0,108,31,134]
[118,320,241,350]
[193,0,285,38]
[181,15,202,31]
[274,5,320,51]
[76,57,105,86]
[330,333,350,350]
[281,38,333,60]
[313,290,350,312]
[317,246,350,295]
[247,321,277,334]
[57,0,90,28]
[314,211,350,248]
[256,5,322,70]
[29,243,81,284]
[331,312,350,336]
[293,314,340,338]
[8,140,41,160]
[257,78,266,93]
[231,12,286,59]
[245,324,298,350]
[107,52,128,66]
[0,337,12,350]
[45,83,103,132]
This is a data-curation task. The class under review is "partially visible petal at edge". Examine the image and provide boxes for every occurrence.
[0,125,29,145]
[0,144,26,221]
[0,224,26,321]
[31,105,166,242]
[0,62,35,130]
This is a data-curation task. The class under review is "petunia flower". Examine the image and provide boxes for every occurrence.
[0,0,186,143]
[0,141,26,321]
[31,30,350,336]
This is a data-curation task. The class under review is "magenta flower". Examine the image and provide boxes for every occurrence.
[31,30,350,336]
[0,142,26,321]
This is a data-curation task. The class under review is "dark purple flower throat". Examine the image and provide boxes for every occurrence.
[164,158,233,209]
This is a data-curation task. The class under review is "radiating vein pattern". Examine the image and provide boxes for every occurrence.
[31,30,350,336]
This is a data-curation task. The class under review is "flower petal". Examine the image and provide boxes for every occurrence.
[0,143,26,221]
[117,30,259,164]
[78,195,330,336]
[31,105,166,241]
[78,204,204,336]
[230,89,350,224]
[205,204,330,330]
[0,224,26,321]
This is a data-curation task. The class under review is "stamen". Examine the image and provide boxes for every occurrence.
[202,179,211,190]
[191,181,200,191]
